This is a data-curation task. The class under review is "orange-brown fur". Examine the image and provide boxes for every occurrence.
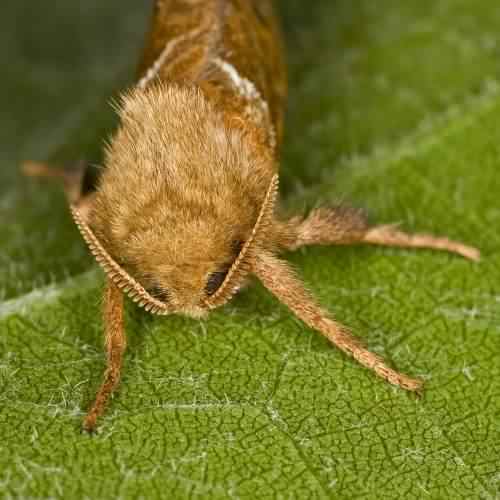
[91,84,276,315]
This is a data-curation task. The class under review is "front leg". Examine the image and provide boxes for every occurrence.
[83,279,126,433]
[22,160,96,221]
[254,250,422,392]
[280,206,480,261]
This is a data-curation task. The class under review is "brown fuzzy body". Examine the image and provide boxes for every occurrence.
[90,0,286,315]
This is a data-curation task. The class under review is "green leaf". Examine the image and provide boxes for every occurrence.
[1,1,499,498]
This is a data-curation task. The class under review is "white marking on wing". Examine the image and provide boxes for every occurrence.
[214,58,276,148]
[138,38,182,89]
[138,28,204,89]
[214,58,260,100]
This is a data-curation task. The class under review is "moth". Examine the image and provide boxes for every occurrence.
[23,0,480,433]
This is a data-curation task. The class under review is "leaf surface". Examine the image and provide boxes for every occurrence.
[1,1,499,498]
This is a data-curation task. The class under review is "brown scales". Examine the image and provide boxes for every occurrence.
[23,0,480,432]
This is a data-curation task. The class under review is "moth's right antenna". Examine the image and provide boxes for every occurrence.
[203,174,279,309]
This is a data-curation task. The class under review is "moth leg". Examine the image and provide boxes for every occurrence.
[282,206,480,261]
[22,160,88,202]
[83,279,126,433]
[22,160,97,221]
[254,250,423,392]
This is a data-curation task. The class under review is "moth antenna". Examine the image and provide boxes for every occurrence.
[203,174,279,309]
[253,250,423,392]
[70,205,172,315]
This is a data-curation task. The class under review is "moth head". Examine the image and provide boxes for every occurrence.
[74,83,279,317]
[71,174,278,317]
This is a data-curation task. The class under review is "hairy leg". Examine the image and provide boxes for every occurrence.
[83,279,126,433]
[281,206,480,261]
[22,160,95,220]
[254,250,422,392]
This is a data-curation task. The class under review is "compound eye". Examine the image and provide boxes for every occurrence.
[205,267,230,296]
[148,286,170,303]
[204,239,244,297]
